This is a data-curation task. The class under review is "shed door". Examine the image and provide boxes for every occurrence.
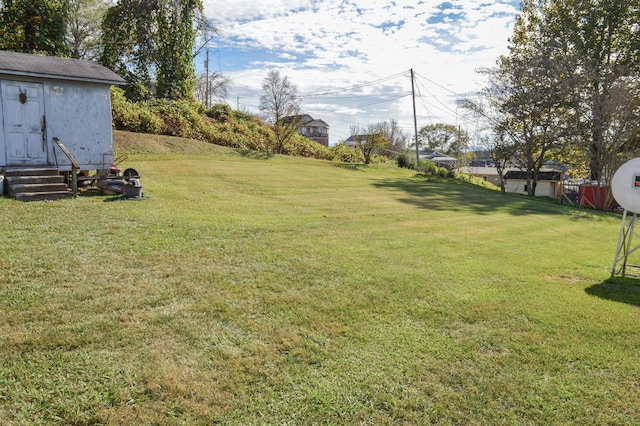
[1,81,48,166]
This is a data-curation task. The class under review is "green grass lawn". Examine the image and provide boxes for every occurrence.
[1,133,639,425]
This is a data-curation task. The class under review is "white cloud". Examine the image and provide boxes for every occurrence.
[201,0,520,145]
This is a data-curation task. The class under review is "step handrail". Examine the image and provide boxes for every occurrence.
[53,137,79,198]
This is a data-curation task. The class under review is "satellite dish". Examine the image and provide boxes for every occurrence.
[611,158,640,214]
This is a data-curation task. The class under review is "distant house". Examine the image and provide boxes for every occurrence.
[460,165,501,187]
[283,114,329,146]
[503,170,563,198]
[344,134,371,149]
[419,150,458,170]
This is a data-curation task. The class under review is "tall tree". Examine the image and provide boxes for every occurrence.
[259,70,302,154]
[195,70,230,107]
[66,0,110,59]
[100,0,204,101]
[419,123,469,156]
[350,123,389,164]
[484,132,517,193]
[472,0,573,195]
[544,0,640,185]
[0,0,68,55]
[481,0,640,202]
[380,118,407,157]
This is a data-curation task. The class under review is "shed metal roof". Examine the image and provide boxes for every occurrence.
[504,170,562,181]
[0,50,124,85]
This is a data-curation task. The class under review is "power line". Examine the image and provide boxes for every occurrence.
[298,70,409,97]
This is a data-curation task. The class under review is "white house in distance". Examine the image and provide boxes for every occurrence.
[503,170,564,199]
[0,50,124,199]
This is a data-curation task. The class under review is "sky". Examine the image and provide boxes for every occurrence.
[198,0,522,146]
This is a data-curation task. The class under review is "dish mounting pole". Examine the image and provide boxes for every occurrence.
[612,209,640,277]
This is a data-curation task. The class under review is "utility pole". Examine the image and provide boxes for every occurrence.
[411,68,420,165]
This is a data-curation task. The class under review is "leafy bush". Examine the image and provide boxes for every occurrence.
[396,151,454,177]
[110,92,369,163]
[397,151,417,170]
[206,103,234,122]
[417,159,437,175]
[454,172,500,190]
[284,135,333,160]
[148,99,207,140]
[110,87,163,134]
[331,143,365,163]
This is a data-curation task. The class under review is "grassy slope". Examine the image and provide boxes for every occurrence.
[0,132,639,425]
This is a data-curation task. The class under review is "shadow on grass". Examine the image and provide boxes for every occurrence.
[334,163,369,171]
[371,176,573,216]
[585,277,640,306]
[238,149,274,160]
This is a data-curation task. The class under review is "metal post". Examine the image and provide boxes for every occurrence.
[72,165,78,198]
[612,209,639,277]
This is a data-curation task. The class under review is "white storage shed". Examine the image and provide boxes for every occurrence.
[0,50,124,173]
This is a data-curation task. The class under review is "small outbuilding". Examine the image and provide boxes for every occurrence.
[0,50,124,199]
[503,170,563,198]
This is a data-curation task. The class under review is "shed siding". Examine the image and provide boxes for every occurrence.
[0,77,114,171]
[505,180,556,198]
[44,81,114,170]
[0,85,5,167]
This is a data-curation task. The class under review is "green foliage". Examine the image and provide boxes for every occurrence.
[482,0,640,192]
[100,0,202,101]
[350,123,390,164]
[205,103,256,124]
[148,99,207,139]
[206,103,235,122]
[396,151,454,177]
[110,87,163,134]
[454,172,500,190]
[332,142,365,163]
[283,134,333,160]
[112,95,402,163]
[66,0,110,60]
[397,151,418,169]
[0,0,68,55]
[419,123,469,155]
[155,0,199,100]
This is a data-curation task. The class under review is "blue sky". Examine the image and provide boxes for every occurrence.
[199,0,522,145]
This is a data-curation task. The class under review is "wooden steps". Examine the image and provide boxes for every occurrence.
[3,167,73,201]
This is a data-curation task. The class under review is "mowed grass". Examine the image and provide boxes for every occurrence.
[1,133,639,425]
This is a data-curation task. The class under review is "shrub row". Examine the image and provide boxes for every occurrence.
[111,88,375,163]
[397,151,501,191]
[396,151,454,177]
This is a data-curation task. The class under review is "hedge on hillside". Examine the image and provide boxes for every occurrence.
[110,87,378,164]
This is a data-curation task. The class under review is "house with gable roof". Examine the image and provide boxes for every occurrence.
[283,114,329,146]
